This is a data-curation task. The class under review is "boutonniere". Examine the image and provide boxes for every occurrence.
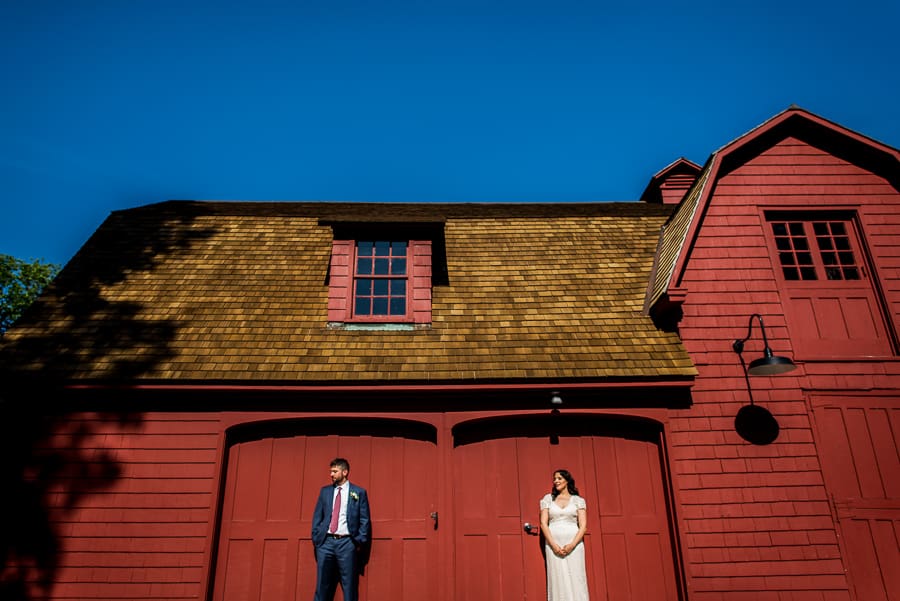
[349,491,359,501]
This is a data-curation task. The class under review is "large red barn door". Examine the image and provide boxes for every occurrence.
[211,418,439,601]
[451,414,682,601]
[812,397,900,601]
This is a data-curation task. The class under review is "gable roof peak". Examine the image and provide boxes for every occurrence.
[644,105,899,318]
[715,104,899,158]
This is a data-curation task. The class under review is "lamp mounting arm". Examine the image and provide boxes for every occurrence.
[732,313,797,376]
[733,313,768,355]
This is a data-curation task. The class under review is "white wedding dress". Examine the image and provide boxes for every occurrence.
[541,493,590,601]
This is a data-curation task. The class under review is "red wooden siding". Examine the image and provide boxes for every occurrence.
[41,413,220,601]
[660,174,697,205]
[668,135,900,600]
[327,240,354,322]
[668,132,900,599]
[410,239,433,323]
[35,411,685,601]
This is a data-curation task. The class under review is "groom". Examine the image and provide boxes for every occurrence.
[311,457,371,601]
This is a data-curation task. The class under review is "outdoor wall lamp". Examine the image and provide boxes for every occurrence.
[732,313,796,445]
[732,313,796,376]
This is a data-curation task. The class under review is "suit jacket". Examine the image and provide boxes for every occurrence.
[311,482,371,547]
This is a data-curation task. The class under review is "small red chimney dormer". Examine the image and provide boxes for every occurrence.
[640,157,702,205]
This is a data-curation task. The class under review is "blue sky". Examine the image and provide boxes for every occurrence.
[3,0,898,267]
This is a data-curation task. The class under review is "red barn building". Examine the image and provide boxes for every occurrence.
[2,106,898,601]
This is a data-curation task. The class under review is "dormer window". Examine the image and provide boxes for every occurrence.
[326,223,443,327]
[353,240,409,317]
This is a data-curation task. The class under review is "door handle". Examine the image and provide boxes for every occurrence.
[523,522,540,535]
[430,511,438,530]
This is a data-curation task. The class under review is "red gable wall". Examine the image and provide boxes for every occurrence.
[666,134,900,600]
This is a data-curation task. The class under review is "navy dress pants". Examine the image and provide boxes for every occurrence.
[314,536,358,601]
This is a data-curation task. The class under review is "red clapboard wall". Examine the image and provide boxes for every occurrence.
[45,413,220,601]
[33,410,688,601]
[668,133,900,600]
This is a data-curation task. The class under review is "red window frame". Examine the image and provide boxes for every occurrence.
[327,237,432,325]
[767,215,866,283]
[350,240,411,321]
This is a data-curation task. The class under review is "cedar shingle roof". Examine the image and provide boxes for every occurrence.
[644,166,712,309]
[1,201,697,384]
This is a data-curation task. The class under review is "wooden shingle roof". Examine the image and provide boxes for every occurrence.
[1,201,697,386]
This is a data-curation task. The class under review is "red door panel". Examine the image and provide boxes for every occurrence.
[215,436,306,601]
[594,435,678,600]
[212,419,439,601]
[453,437,538,601]
[451,415,681,601]
[813,399,900,601]
[836,509,900,601]
[785,289,892,358]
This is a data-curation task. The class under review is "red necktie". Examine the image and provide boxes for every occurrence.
[329,486,341,533]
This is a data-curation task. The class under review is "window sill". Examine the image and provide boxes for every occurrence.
[326,322,431,331]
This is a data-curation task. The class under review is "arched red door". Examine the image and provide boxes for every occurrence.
[451,414,682,601]
[211,418,440,601]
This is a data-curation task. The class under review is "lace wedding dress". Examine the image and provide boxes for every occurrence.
[540,493,590,601]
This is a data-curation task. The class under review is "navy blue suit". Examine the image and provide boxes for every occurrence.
[311,483,370,601]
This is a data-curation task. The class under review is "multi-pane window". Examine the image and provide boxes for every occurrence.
[327,232,434,326]
[770,219,862,281]
[765,212,894,358]
[353,241,408,317]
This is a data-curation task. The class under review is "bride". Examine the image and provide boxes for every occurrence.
[539,469,590,601]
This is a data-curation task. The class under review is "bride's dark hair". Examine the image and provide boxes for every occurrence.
[550,469,580,499]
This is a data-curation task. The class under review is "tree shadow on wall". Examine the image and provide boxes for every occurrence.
[0,203,216,601]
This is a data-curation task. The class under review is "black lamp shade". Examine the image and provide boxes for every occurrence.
[734,314,798,376]
[747,352,796,376]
